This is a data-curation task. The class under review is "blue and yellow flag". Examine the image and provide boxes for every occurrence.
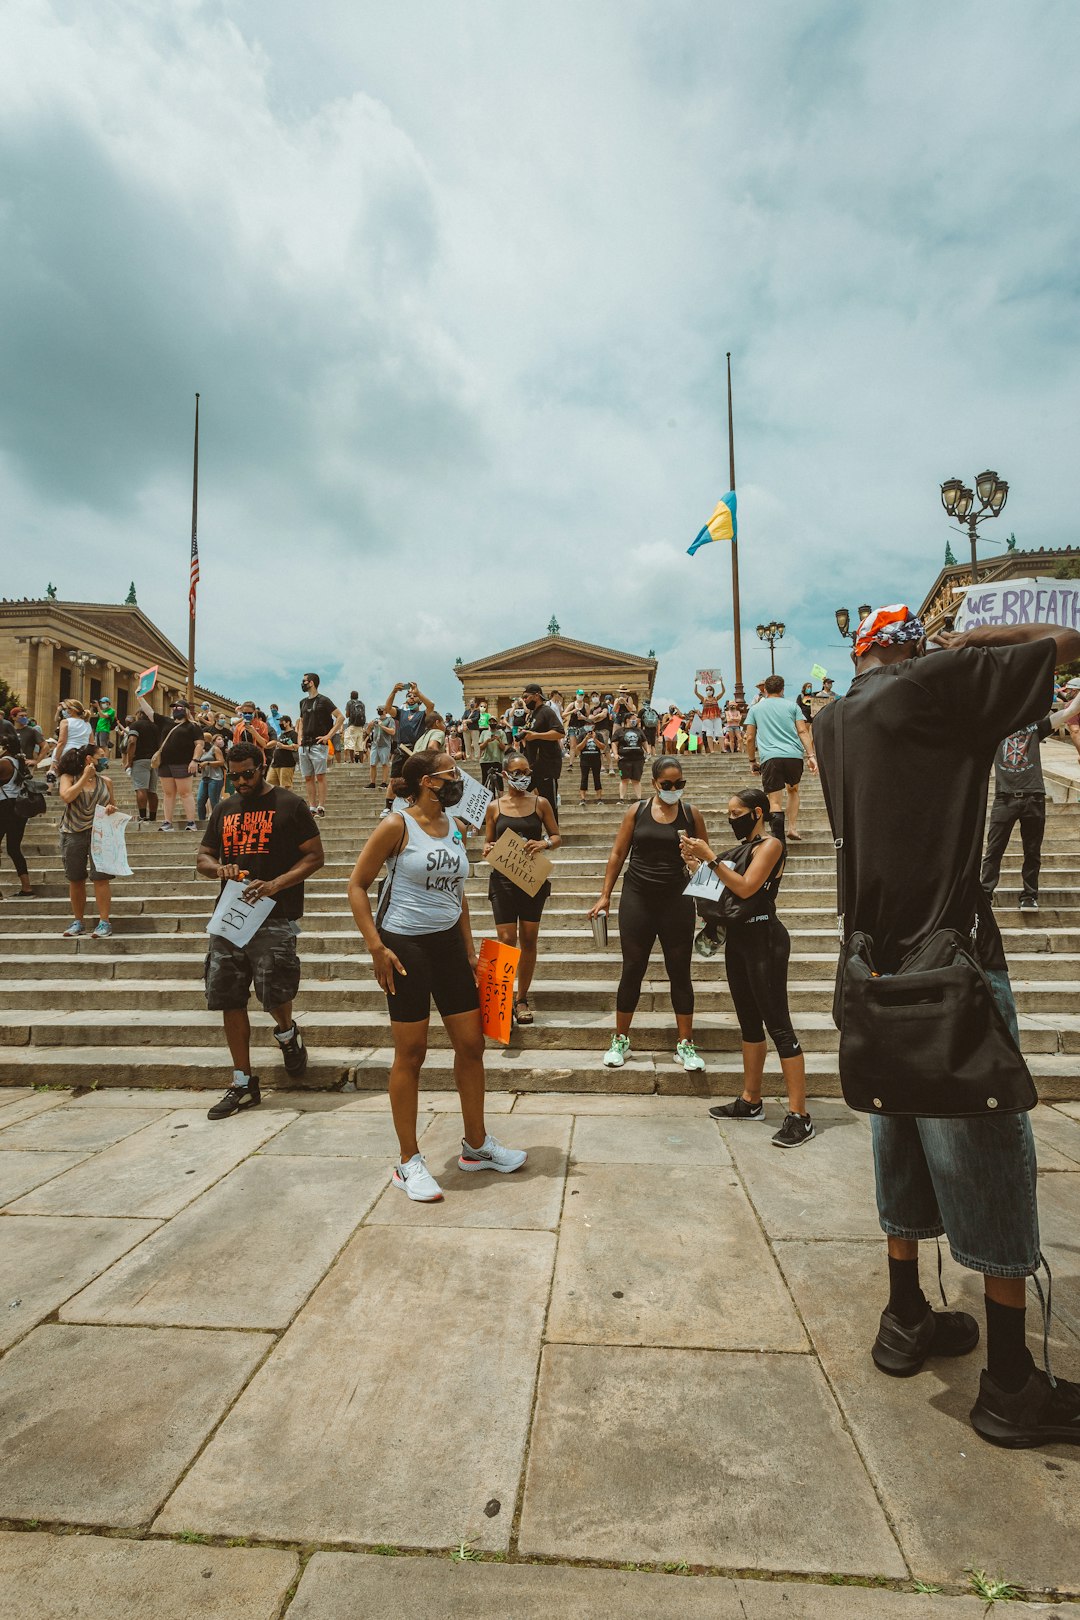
[687,492,737,556]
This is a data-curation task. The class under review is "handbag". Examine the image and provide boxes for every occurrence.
[694,839,775,928]
[4,758,46,820]
[829,699,1036,1118]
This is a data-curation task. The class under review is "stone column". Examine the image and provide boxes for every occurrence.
[33,641,59,729]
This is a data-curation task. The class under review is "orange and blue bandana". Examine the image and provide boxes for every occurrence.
[853,605,926,659]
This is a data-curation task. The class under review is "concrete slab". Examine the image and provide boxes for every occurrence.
[723,1111,882,1240]
[6,1108,295,1218]
[0,1088,35,1108]
[63,1086,356,1111]
[0,1150,88,1206]
[0,1091,71,1127]
[366,1114,570,1231]
[259,1110,431,1158]
[547,1163,806,1350]
[570,1113,730,1165]
[288,1551,744,1618]
[157,1226,555,1549]
[1036,1172,1080,1340]
[0,1106,168,1153]
[1033,1103,1080,1166]
[518,1343,905,1575]
[61,1154,385,1329]
[735,1585,1057,1618]
[0,1531,297,1620]
[513,1092,713,1116]
[0,1215,159,1349]
[340,1088,516,1113]
[773,1239,1080,1590]
[0,1323,272,1526]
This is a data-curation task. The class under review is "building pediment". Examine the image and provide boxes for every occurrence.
[457,634,655,679]
[0,600,185,670]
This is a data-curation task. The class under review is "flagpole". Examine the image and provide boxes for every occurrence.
[187,393,199,707]
[726,353,744,705]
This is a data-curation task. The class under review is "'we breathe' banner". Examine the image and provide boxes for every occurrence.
[953,578,1080,633]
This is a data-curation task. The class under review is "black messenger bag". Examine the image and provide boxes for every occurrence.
[829,707,1036,1119]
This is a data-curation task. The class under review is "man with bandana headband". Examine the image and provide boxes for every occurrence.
[814,603,1080,1450]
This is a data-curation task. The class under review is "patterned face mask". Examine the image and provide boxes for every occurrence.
[506,772,532,790]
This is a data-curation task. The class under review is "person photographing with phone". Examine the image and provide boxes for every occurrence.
[347,749,528,1203]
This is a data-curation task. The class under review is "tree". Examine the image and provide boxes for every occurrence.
[0,675,21,714]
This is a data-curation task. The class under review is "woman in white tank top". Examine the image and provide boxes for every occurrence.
[348,747,527,1203]
[52,701,93,770]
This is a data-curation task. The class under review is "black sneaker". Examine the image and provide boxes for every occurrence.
[709,1096,765,1122]
[971,1366,1080,1448]
[1019,895,1039,912]
[771,1112,815,1148]
[207,1077,262,1120]
[275,1022,307,1077]
[872,1303,980,1377]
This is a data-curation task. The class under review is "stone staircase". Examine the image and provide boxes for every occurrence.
[2,756,1079,1097]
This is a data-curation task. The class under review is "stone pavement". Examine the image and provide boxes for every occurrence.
[2,1083,1079,1615]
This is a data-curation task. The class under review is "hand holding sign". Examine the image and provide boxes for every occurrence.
[136,665,158,699]
[486,828,553,896]
[455,776,493,831]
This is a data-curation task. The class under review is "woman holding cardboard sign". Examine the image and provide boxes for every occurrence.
[482,751,560,1025]
[588,757,709,1073]
[347,748,528,1203]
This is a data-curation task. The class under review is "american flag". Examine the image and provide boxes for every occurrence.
[189,530,200,620]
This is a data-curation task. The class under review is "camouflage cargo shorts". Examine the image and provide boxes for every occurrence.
[204,918,301,1012]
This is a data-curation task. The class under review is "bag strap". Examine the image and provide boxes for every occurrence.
[831,702,847,942]
[375,813,410,929]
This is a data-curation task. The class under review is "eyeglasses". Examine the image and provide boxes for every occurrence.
[232,767,260,781]
[429,767,463,781]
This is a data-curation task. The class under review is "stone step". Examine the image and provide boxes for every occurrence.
[4,1007,1077,1055]
[3,1044,1078,1099]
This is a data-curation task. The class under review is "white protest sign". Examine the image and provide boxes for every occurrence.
[683,858,735,901]
[953,578,1080,634]
[456,776,493,831]
[486,828,553,897]
[207,879,277,948]
[695,668,720,687]
[90,806,134,877]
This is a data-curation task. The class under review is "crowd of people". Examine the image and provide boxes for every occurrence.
[5,612,1080,1449]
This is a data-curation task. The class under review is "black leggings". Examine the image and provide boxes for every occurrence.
[724,917,800,1059]
[0,802,28,878]
[616,881,694,1016]
[579,756,601,793]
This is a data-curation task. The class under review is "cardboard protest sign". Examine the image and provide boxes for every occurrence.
[695,668,719,686]
[206,880,276,948]
[486,827,553,897]
[954,579,1080,634]
[136,665,158,698]
[456,776,493,831]
[477,938,521,1043]
[810,663,828,682]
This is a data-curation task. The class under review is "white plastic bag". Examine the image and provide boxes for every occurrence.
[206,879,276,947]
[91,806,134,877]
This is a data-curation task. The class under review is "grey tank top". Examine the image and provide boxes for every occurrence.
[380,813,470,935]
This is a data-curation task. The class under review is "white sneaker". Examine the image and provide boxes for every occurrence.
[675,1038,706,1072]
[458,1134,528,1173]
[392,1154,444,1202]
[603,1033,631,1067]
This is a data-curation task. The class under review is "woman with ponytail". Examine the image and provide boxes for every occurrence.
[680,786,814,1149]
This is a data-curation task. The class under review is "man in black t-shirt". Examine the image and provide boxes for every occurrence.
[125,707,163,821]
[612,713,646,802]
[197,742,324,1120]
[980,688,1080,911]
[815,605,1080,1450]
[521,682,565,824]
[297,673,344,819]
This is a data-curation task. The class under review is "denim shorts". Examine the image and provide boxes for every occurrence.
[870,969,1040,1277]
[204,919,301,1012]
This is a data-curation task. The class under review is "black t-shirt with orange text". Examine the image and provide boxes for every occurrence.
[202,788,319,921]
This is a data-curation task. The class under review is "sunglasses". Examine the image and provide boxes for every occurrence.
[429,767,463,781]
[662,778,687,790]
[232,767,261,781]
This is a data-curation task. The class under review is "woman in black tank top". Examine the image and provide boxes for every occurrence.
[482,751,561,1024]
[588,757,710,1073]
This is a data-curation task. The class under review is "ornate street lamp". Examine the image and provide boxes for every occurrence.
[756,620,785,675]
[941,470,1008,584]
[835,605,873,643]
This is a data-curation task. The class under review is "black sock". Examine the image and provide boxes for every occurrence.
[887,1256,928,1326]
[770,809,786,841]
[985,1297,1035,1392]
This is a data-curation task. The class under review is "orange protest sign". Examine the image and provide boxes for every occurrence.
[477,938,521,1044]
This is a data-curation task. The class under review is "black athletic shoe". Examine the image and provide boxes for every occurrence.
[207,1077,262,1120]
[872,1303,980,1377]
[709,1096,765,1122]
[771,1112,815,1148]
[1019,895,1039,913]
[275,1023,307,1077]
[971,1366,1080,1448]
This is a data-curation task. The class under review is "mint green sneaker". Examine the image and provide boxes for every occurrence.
[603,1033,631,1068]
[675,1038,706,1072]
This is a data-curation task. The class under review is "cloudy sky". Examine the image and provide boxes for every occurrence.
[3,0,1079,712]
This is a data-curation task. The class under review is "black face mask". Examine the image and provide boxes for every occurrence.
[433,778,465,807]
[729,810,759,841]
